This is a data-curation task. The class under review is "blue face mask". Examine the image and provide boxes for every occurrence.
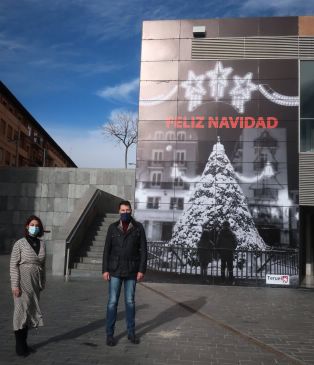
[28,226,40,236]
[120,212,131,223]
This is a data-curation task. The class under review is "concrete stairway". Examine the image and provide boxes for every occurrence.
[70,213,119,277]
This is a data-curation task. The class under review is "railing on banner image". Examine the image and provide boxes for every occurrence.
[147,241,299,280]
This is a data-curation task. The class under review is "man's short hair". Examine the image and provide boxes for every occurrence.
[119,200,132,209]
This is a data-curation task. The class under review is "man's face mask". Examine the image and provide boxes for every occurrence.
[120,212,131,223]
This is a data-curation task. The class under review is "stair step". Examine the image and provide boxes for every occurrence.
[79,257,102,264]
[68,214,120,278]
[87,246,104,253]
[70,269,102,278]
[89,240,105,246]
[92,235,106,240]
[73,262,102,270]
[85,251,103,258]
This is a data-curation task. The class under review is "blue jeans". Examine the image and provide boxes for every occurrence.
[106,276,136,337]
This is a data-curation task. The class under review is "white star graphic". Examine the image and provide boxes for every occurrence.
[181,71,206,112]
[230,72,258,113]
[206,61,233,101]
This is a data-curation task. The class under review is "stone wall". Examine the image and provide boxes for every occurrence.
[0,167,135,267]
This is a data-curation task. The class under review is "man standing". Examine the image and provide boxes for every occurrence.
[216,221,237,282]
[102,200,147,346]
[197,229,214,281]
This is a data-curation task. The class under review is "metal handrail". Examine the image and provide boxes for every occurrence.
[146,242,299,280]
[65,189,101,281]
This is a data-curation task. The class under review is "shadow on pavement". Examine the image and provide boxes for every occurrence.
[115,296,207,342]
[33,304,149,349]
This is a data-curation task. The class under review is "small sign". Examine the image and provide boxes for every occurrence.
[266,274,290,285]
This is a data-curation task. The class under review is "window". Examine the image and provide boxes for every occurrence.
[175,151,185,161]
[253,152,267,171]
[175,150,186,166]
[177,131,186,141]
[174,176,184,187]
[5,151,10,165]
[7,125,13,141]
[153,150,163,161]
[0,119,6,136]
[154,131,163,140]
[166,131,175,140]
[151,171,162,186]
[147,197,160,209]
[300,60,314,152]
[253,187,278,200]
[170,197,184,210]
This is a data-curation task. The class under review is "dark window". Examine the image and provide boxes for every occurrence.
[253,188,278,200]
[0,119,6,136]
[5,150,10,165]
[174,177,184,187]
[147,197,160,209]
[7,125,13,141]
[177,131,186,141]
[170,197,184,210]
[151,172,162,186]
[300,60,314,152]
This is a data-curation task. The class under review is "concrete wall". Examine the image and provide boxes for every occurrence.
[0,167,135,268]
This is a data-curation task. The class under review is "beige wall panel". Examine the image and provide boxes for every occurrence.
[141,39,179,61]
[140,61,179,81]
[142,20,180,39]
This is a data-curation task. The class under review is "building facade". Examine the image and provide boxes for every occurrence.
[135,16,314,287]
[0,81,76,168]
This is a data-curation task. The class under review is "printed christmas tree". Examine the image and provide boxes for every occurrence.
[170,138,266,250]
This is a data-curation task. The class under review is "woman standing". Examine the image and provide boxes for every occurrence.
[10,215,46,357]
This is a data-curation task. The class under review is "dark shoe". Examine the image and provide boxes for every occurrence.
[21,327,29,352]
[106,336,116,347]
[14,330,29,357]
[128,334,140,344]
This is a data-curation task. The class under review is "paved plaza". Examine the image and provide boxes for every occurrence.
[1,254,314,365]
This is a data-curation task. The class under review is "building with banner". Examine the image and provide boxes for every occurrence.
[135,16,314,287]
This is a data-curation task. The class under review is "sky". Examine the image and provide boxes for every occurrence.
[1,0,314,168]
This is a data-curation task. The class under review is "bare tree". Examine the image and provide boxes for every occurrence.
[102,111,138,168]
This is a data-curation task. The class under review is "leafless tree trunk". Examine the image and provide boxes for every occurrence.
[102,111,138,168]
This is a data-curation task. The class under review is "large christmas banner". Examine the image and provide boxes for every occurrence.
[136,55,299,285]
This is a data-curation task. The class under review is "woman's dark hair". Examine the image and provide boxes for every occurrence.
[24,215,44,238]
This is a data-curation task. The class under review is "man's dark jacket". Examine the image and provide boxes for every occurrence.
[216,227,237,252]
[102,218,147,277]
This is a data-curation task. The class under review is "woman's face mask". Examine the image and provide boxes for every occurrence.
[28,225,40,236]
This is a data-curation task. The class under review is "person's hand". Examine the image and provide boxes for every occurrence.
[137,272,144,281]
[103,272,110,281]
[12,287,21,297]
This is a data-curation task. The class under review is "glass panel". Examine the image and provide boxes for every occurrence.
[300,119,314,152]
[300,61,314,152]
[300,60,314,118]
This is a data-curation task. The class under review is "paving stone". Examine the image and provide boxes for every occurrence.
[0,255,313,365]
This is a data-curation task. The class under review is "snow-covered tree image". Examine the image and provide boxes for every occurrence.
[170,138,266,251]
